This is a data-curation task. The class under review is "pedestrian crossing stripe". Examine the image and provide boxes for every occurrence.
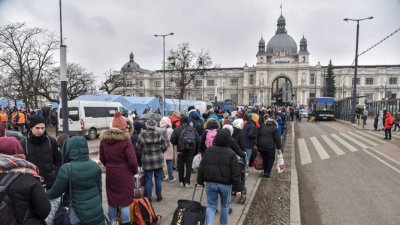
[354,130,386,144]
[346,132,377,147]
[310,137,330,160]
[321,135,345,156]
[339,133,369,149]
[298,138,312,165]
[330,134,358,152]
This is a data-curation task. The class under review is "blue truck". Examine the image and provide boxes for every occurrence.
[313,97,336,121]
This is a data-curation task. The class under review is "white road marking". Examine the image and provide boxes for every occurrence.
[363,149,400,174]
[339,133,369,149]
[321,135,345,156]
[298,138,312,165]
[330,134,358,152]
[366,147,400,167]
[354,130,386,144]
[347,132,378,147]
[310,137,330,160]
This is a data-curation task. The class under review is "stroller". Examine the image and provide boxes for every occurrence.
[232,155,247,204]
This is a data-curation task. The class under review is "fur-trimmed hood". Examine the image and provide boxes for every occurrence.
[100,128,131,142]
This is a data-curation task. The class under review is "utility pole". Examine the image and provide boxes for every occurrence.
[344,16,373,123]
[59,0,68,134]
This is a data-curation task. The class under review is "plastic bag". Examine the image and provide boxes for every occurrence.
[192,153,202,169]
[276,152,285,173]
[253,153,264,170]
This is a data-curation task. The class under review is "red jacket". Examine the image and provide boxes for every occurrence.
[170,116,181,128]
[384,112,394,129]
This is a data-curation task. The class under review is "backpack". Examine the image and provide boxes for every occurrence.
[179,126,197,152]
[132,197,160,225]
[205,129,217,148]
[0,173,28,225]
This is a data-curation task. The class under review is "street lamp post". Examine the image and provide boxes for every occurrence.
[59,0,69,134]
[154,32,174,116]
[343,16,373,123]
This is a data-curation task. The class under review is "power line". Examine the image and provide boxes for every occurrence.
[337,26,400,85]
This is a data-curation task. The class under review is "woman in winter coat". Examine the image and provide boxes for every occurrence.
[159,116,176,182]
[199,118,221,156]
[378,110,384,131]
[137,119,168,202]
[256,118,282,178]
[0,137,50,225]
[47,136,105,225]
[384,111,394,140]
[131,121,146,167]
[170,110,181,129]
[100,112,138,225]
[232,118,246,153]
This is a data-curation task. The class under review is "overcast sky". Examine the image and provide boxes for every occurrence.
[1,0,399,80]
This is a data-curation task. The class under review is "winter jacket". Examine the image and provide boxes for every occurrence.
[232,127,246,152]
[243,119,257,149]
[137,128,168,171]
[197,129,242,192]
[170,116,181,129]
[384,112,394,129]
[170,124,200,154]
[378,110,384,130]
[188,109,205,123]
[131,121,145,167]
[160,117,174,160]
[257,121,282,152]
[100,128,138,207]
[20,131,62,190]
[0,172,50,225]
[199,118,221,155]
[47,136,105,225]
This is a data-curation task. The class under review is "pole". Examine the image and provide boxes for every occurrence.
[162,36,166,116]
[60,0,68,134]
[344,16,373,123]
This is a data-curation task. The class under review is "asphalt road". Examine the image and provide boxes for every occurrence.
[295,120,400,225]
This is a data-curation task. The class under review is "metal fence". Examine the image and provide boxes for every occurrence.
[335,98,400,121]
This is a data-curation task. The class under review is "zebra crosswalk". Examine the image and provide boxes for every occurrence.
[297,130,393,166]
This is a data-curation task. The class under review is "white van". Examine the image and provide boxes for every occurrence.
[58,101,128,139]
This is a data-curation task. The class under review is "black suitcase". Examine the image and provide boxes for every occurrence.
[170,184,206,225]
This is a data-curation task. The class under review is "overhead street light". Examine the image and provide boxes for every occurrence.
[154,32,174,116]
[343,16,373,123]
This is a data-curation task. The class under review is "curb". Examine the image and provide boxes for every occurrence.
[289,122,301,225]
[237,174,262,225]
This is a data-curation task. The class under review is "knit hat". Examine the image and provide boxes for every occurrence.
[0,137,24,155]
[0,122,5,137]
[232,118,244,129]
[112,111,127,131]
[222,124,234,136]
[180,115,190,124]
[145,119,158,129]
[29,116,46,129]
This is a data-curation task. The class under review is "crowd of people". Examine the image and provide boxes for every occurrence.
[373,109,400,140]
[0,104,290,225]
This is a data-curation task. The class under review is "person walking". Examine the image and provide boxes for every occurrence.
[20,115,62,225]
[170,115,199,188]
[100,111,138,225]
[363,108,369,125]
[393,112,400,131]
[384,111,394,140]
[378,110,384,131]
[197,129,242,225]
[243,113,257,167]
[47,136,105,225]
[159,116,176,183]
[256,118,282,178]
[0,137,51,225]
[136,119,168,202]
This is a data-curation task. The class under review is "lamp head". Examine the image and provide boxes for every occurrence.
[343,18,349,22]
[170,32,174,35]
[368,16,374,20]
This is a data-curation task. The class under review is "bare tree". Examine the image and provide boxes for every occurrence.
[0,23,59,108]
[166,42,212,100]
[99,70,128,94]
[38,62,96,102]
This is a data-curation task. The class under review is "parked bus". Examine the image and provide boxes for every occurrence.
[58,100,128,139]
[311,97,336,121]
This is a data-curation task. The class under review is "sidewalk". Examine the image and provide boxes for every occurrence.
[336,116,376,131]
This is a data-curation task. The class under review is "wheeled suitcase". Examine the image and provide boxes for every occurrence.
[170,184,206,225]
[134,171,145,189]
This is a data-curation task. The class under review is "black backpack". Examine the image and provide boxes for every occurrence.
[0,173,28,225]
[178,126,197,152]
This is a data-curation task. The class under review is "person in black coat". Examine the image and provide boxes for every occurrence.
[256,118,282,177]
[131,121,145,167]
[243,116,257,167]
[0,137,51,225]
[197,129,242,225]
